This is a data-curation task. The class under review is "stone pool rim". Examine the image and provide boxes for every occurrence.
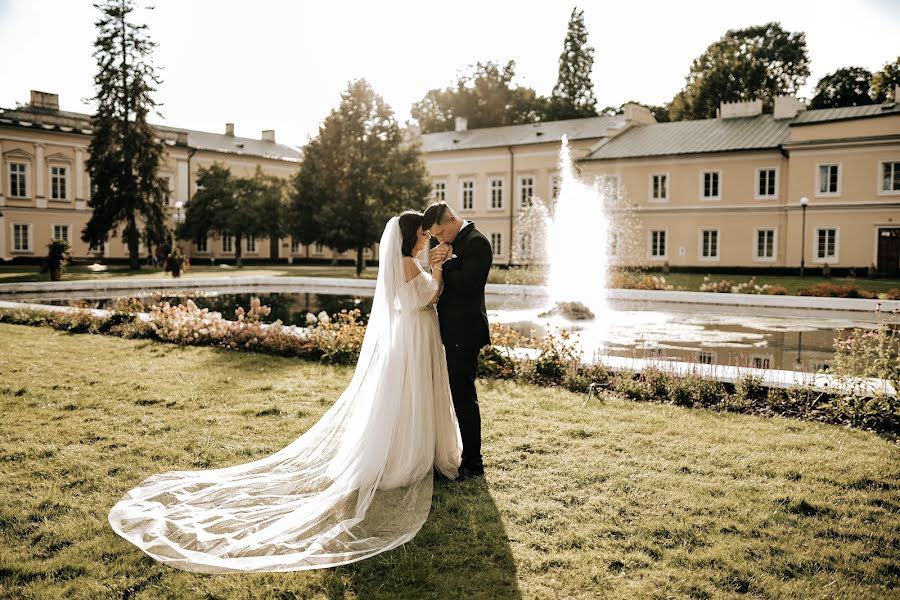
[0,276,897,313]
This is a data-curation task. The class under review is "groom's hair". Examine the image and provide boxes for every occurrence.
[421,202,453,231]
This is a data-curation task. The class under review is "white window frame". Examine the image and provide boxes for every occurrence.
[698,228,720,261]
[605,175,620,202]
[814,227,839,263]
[51,224,71,243]
[89,239,106,255]
[246,234,258,254]
[222,236,234,253]
[8,161,29,198]
[815,163,841,197]
[195,235,209,253]
[49,164,69,201]
[490,232,503,256]
[878,160,900,195]
[488,177,505,211]
[11,222,32,252]
[459,179,475,212]
[752,227,777,263]
[699,170,721,201]
[608,231,619,257]
[290,237,302,254]
[550,173,561,202]
[696,350,716,365]
[750,354,773,370]
[648,229,668,260]
[314,242,324,255]
[432,180,447,203]
[162,175,173,206]
[649,173,669,202]
[518,175,535,208]
[754,167,778,200]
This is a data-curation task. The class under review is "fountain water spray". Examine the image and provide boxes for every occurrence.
[546,135,611,319]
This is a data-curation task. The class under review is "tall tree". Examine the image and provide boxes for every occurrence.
[411,61,546,133]
[83,0,168,269]
[546,7,598,121]
[293,80,431,275]
[809,67,874,109]
[179,163,266,268]
[871,57,900,102]
[668,22,810,121]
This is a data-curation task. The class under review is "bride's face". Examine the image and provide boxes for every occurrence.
[412,227,429,255]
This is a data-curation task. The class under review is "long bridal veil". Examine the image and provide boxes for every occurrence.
[108,217,435,573]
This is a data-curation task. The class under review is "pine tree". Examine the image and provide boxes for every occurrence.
[83,0,167,269]
[547,8,598,121]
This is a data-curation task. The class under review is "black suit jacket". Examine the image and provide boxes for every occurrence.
[433,222,493,349]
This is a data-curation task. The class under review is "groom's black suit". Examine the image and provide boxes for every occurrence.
[434,221,492,474]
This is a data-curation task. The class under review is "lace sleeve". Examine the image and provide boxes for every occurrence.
[411,272,440,307]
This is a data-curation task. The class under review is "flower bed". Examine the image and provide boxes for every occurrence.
[1,298,897,436]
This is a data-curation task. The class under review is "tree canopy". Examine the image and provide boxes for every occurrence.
[809,67,874,109]
[410,61,545,133]
[292,80,431,274]
[179,163,270,267]
[668,22,810,121]
[871,57,900,103]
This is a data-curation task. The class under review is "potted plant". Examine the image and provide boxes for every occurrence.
[40,240,71,281]
[164,247,189,278]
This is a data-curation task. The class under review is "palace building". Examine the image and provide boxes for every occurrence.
[0,90,299,263]
[420,92,900,276]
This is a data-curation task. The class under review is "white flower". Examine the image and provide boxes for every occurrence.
[306,312,318,325]
[317,311,330,324]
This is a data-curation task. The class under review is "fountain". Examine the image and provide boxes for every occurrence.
[545,134,612,320]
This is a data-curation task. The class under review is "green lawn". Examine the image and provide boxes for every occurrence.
[0,324,897,599]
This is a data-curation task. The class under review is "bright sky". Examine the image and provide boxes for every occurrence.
[1,0,898,148]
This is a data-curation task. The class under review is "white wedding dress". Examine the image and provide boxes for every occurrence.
[108,217,462,572]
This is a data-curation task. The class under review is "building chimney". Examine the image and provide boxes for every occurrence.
[719,99,763,119]
[455,116,468,132]
[773,95,806,119]
[261,129,275,143]
[225,123,235,136]
[622,103,656,124]
[29,90,59,110]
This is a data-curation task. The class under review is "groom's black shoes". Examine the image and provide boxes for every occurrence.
[457,466,485,482]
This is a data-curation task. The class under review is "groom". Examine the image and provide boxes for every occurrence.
[422,201,492,480]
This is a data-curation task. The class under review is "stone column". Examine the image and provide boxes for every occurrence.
[35,143,46,208]
[176,159,189,203]
[75,147,85,210]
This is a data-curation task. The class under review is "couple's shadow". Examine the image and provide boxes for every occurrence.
[325,477,521,599]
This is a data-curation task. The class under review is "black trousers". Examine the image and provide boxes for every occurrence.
[445,345,483,472]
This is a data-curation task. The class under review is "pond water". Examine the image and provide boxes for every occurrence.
[4,284,895,373]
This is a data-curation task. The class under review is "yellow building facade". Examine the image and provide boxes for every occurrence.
[0,90,300,263]
[421,96,900,275]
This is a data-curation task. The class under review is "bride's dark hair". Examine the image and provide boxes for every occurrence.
[398,210,424,257]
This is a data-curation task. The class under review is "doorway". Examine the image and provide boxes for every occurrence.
[877,227,900,277]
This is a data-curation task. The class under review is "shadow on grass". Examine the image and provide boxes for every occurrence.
[328,477,521,599]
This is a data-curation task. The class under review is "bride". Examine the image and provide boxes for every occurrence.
[108,212,463,573]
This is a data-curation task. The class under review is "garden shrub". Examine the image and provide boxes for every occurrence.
[798,283,876,299]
